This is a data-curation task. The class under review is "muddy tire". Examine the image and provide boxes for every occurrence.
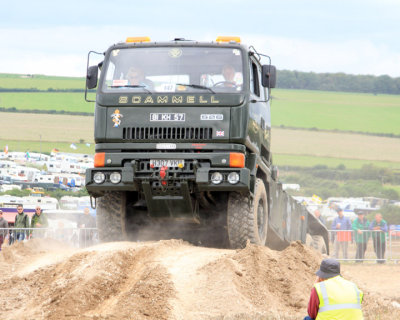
[96,191,126,242]
[312,235,327,254]
[227,178,268,248]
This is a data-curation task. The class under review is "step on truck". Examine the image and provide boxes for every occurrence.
[84,36,329,252]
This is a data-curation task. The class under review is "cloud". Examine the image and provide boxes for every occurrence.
[244,35,400,77]
[0,26,399,77]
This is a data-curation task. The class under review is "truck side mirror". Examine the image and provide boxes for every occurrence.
[261,65,276,88]
[86,65,98,89]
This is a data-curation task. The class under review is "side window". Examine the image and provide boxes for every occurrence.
[257,67,265,100]
[250,60,260,97]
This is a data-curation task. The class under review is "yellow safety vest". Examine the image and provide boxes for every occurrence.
[314,275,363,320]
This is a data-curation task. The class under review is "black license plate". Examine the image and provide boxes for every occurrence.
[150,113,185,121]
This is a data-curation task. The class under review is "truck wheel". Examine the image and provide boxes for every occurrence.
[227,178,268,248]
[96,191,126,242]
[312,235,327,254]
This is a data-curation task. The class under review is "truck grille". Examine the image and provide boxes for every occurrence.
[122,127,213,141]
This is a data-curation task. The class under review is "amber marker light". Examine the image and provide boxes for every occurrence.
[216,36,241,43]
[229,153,245,168]
[94,153,105,167]
[126,37,151,43]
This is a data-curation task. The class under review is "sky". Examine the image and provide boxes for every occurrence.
[1,0,399,77]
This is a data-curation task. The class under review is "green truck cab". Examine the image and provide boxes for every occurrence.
[85,36,329,251]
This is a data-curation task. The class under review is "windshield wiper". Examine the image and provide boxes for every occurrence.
[175,83,215,94]
[110,84,152,94]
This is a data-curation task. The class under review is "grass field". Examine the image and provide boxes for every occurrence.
[1,112,400,170]
[1,73,400,170]
[0,73,85,90]
[271,128,400,163]
[0,92,92,113]
[0,139,94,154]
[1,73,400,136]
[272,89,400,135]
[0,113,93,143]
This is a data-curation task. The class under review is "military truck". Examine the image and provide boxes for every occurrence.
[85,36,328,252]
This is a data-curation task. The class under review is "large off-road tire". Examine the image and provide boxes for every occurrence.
[227,178,268,248]
[311,235,327,254]
[96,191,126,242]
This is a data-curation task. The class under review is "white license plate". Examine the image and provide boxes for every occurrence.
[150,159,184,168]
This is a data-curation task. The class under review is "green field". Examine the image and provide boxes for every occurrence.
[1,73,400,171]
[1,74,400,135]
[0,92,92,113]
[0,73,84,90]
[272,89,400,135]
[0,139,94,154]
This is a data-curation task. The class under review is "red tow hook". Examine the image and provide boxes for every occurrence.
[160,166,168,180]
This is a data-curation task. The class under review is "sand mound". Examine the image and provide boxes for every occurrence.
[0,238,398,319]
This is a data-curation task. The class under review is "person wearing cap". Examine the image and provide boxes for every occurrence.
[304,258,364,320]
[369,213,388,264]
[0,210,9,250]
[330,207,352,259]
[352,211,370,263]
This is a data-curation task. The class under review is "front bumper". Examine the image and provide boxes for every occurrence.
[85,151,251,198]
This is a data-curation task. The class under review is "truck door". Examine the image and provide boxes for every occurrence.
[248,59,268,153]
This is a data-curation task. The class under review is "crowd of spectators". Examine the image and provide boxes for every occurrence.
[0,205,97,250]
[328,206,388,263]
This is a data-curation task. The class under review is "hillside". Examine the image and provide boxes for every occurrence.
[1,73,400,170]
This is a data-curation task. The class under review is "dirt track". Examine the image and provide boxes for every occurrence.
[0,239,399,320]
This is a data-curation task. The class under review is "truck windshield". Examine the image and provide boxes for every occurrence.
[102,47,244,93]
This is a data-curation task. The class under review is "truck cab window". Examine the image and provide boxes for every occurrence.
[102,47,244,94]
[250,60,260,97]
[257,66,266,100]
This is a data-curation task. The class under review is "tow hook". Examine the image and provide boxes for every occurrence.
[160,166,168,185]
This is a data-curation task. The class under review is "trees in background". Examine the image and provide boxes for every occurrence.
[277,70,400,95]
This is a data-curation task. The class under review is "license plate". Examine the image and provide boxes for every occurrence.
[150,113,185,121]
[150,159,184,168]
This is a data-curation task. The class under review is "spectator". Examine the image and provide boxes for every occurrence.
[369,213,388,264]
[352,212,370,263]
[314,209,325,225]
[14,205,30,242]
[78,207,96,247]
[30,206,49,238]
[331,207,352,259]
[0,210,9,250]
[304,258,364,320]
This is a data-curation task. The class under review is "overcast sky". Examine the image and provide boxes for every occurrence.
[1,0,399,77]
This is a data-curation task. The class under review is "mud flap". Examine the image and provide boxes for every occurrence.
[267,180,309,250]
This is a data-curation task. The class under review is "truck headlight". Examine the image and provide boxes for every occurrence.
[227,172,240,184]
[93,172,105,184]
[110,172,121,184]
[211,172,223,184]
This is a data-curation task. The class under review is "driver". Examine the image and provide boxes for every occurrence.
[126,67,153,88]
[222,64,236,87]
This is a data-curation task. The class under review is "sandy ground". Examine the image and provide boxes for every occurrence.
[0,239,399,320]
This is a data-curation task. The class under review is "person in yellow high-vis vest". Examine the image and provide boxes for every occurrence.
[304,258,364,320]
